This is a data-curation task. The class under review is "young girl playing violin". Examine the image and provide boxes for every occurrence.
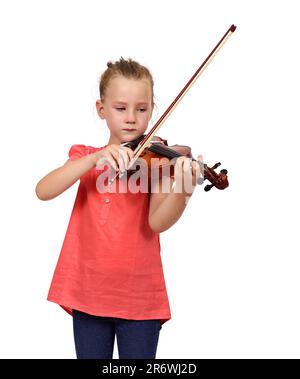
[35,57,201,359]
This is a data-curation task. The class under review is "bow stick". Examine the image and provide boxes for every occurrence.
[109,24,237,184]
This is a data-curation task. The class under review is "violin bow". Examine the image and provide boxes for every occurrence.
[110,24,236,184]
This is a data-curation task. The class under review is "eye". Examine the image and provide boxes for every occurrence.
[116,107,125,111]
[138,108,146,112]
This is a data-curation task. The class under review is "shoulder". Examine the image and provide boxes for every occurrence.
[68,144,105,160]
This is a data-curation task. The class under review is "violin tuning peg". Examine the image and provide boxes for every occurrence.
[220,169,228,175]
[204,184,214,192]
[212,162,221,170]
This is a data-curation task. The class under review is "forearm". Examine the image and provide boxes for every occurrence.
[150,187,195,233]
[35,153,96,201]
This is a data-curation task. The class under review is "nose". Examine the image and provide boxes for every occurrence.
[125,109,136,124]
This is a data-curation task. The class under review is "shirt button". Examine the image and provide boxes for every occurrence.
[104,198,110,203]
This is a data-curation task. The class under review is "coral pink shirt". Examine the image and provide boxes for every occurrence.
[47,144,171,325]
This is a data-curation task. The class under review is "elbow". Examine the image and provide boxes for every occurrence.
[149,224,161,234]
[148,217,159,233]
[35,186,46,201]
[148,217,169,234]
[35,183,51,201]
[149,224,170,234]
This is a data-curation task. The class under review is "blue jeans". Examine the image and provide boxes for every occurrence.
[72,309,162,359]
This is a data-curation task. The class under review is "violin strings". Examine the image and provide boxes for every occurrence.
[148,144,181,159]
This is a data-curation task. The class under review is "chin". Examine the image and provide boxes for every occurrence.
[121,133,141,142]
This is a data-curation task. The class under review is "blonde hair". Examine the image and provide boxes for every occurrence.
[99,57,154,107]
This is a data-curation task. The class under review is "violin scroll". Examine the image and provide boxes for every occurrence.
[203,162,229,191]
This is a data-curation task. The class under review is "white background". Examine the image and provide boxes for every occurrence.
[0,0,299,358]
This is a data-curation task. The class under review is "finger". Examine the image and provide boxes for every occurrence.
[196,154,204,176]
[106,148,123,172]
[191,160,200,179]
[116,146,133,171]
[111,147,127,172]
[96,155,118,172]
[122,147,135,169]
[182,157,189,172]
[122,147,135,170]
[197,154,203,160]
[117,148,127,172]
[182,157,193,176]
[183,158,195,191]
[174,156,185,177]
[124,146,135,160]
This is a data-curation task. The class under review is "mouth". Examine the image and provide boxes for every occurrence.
[122,128,137,132]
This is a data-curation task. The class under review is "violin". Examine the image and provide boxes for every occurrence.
[123,135,228,192]
[110,24,236,192]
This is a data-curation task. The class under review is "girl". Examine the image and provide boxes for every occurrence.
[35,57,201,359]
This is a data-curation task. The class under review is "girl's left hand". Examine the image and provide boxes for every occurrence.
[173,155,203,194]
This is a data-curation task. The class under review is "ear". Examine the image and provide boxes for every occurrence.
[96,99,105,119]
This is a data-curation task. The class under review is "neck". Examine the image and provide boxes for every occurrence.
[107,136,122,145]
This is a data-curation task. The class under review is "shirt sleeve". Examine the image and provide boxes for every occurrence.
[68,144,89,160]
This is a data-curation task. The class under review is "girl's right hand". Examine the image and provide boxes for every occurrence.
[91,144,135,173]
